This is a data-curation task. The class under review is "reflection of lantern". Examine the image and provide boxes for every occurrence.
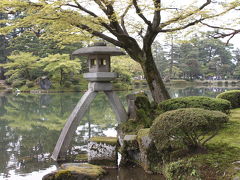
[52,42,127,161]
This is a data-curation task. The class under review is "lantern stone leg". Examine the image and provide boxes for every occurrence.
[105,91,128,123]
[51,89,97,161]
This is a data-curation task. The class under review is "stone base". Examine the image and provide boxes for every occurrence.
[88,136,118,167]
[120,129,162,173]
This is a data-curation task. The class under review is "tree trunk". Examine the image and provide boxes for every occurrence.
[140,52,170,103]
[169,35,174,79]
[126,45,170,103]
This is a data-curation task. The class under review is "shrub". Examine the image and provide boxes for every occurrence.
[12,80,25,88]
[163,158,200,180]
[64,81,72,88]
[216,90,240,109]
[73,85,81,92]
[26,80,34,88]
[150,108,229,156]
[158,96,231,114]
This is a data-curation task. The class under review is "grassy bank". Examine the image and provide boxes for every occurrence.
[164,108,240,179]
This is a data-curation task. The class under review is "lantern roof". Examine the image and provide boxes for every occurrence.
[72,42,125,56]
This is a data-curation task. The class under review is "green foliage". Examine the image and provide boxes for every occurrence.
[12,79,25,88]
[25,80,34,88]
[120,93,155,134]
[2,52,40,83]
[8,31,84,58]
[111,56,143,83]
[39,54,81,86]
[73,85,81,91]
[64,81,72,88]
[158,96,231,114]
[163,158,200,180]
[150,108,229,159]
[217,90,240,109]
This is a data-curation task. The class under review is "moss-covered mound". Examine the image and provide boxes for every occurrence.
[158,96,231,114]
[120,92,156,134]
[217,90,240,109]
[150,108,229,160]
[42,163,106,180]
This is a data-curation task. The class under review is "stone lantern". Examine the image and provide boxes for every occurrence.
[52,42,127,161]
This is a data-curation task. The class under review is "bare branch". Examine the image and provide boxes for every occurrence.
[152,0,161,29]
[92,0,124,35]
[159,19,203,32]
[201,22,237,31]
[201,22,240,44]
[159,0,211,29]
[132,0,152,26]
[66,1,120,37]
[120,4,132,35]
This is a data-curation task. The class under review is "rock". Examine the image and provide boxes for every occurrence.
[120,92,154,134]
[120,134,139,166]
[39,76,51,90]
[136,128,162,173]
[42,163,106,180]
[88,136,118,167]
[123,135,138,150]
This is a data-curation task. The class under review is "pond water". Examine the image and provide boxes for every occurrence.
[0,85,239,180]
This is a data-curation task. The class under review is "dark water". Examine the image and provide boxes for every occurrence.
[0,86,239,180]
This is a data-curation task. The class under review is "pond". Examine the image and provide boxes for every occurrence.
[0,85,239,180]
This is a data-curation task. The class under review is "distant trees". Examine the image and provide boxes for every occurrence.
[2,52,81,88]
[39,54,81,86]
[153,34,235,80]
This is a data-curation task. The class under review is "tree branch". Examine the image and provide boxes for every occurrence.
[92,0,124,35]
[152,0,161,29]
[201,22,240,44]
[132,0,152,26]
[120,4,132,35]
[159,0,211,29]
[66,1,118,37]
[75,23,124,48]
[159,19,203,32]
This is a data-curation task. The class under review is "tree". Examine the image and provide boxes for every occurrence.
[39,54,81,86]
[152,41,168,77]
[1,52,40,83]
[111,56,143,83]
[0,12,8,79]
[0,0,238,102]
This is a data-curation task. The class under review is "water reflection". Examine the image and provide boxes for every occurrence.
[0,86,239,179]
[168,86,239,98]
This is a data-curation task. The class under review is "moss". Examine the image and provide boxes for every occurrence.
[61,163,106,178]
[120,93,156,134]
[137,129,150,140]
[89,136,118,146]
[74,153,88,162]
[163,159,201,180]
[54,170,71,179]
